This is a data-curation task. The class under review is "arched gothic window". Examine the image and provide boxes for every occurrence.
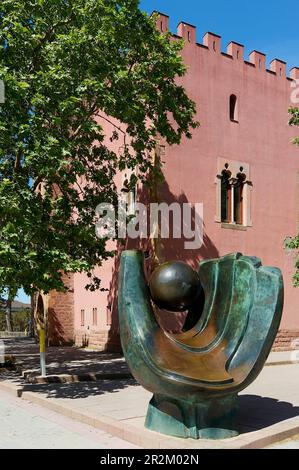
[220,165,246,225]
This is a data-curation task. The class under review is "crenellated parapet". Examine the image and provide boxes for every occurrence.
[152,11,298,82]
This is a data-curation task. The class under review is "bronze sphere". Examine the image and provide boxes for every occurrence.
[149,261,201,312]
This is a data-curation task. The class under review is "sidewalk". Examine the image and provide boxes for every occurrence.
[1,338,299,449]
[1,337,130,380]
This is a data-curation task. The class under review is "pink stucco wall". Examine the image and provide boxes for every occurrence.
[164,18,299,331]
[73,116,125,349]
[71,12,299,349]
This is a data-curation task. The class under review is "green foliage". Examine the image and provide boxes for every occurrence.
[287,107,299,285]
[289,107,299,146]
[0,1,198,296]
[0,308,31,331]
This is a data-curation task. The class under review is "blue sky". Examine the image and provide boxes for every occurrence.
[16,289,30,304]
[140,0,299,71]
[15,0,298,304]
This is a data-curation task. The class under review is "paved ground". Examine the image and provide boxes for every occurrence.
[0,388,139,449]
[1,338,299,449]
[266,434,299,449]
[1,361,299,448]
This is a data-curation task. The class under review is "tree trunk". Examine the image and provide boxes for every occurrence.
[30,295,35,337]
[5,299,12,332]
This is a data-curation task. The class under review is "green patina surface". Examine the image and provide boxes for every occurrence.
[118,250,283,440]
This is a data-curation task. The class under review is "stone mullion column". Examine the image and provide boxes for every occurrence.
[243,180,252,227]
[229,178,237,224]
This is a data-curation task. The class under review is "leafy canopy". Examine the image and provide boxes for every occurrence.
[0,0,198,297]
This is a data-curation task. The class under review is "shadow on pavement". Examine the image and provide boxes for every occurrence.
[19,377,139,400]
[238,394,299,433]
[0,337,129,376]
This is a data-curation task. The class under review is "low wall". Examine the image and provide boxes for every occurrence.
[74,329,121,353]
[0,331,29,338]
[273,330,299,351]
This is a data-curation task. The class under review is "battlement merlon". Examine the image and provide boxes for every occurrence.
[227,42,244,60]
[270,59,286,78]
[152,11,298,81]
[177,22,197,44]
[290,68,299,80]
[249,51,266,70]
[152,11,169,33]
[203,32,221,53]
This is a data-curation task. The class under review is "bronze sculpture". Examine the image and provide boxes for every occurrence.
[118,250,283,439]
[149,260,202,312]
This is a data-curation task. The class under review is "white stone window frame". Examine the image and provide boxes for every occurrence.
[215,158,252,228]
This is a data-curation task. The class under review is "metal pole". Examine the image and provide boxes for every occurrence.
[39,327,46,376]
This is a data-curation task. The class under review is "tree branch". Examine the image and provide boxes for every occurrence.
[30,18,72,72]
[32,176,43,192]
[95,112,127,137]
[14,150,22,173]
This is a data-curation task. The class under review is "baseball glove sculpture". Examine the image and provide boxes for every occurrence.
[118,250,283,439]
